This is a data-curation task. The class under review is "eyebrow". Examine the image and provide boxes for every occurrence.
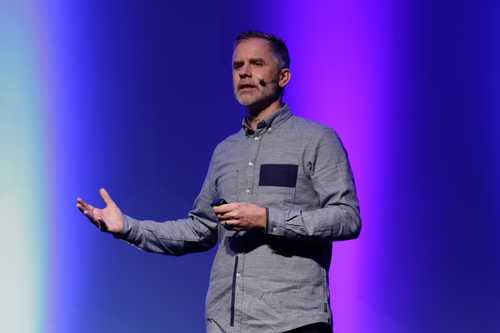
[233,58,267,67]
[249,57,266,63]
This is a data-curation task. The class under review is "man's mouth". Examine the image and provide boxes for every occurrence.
[239,83,257,91]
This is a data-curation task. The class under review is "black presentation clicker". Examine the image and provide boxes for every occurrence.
[210,198,234,230]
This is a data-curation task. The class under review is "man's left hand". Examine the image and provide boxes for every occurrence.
[213,202,267,231]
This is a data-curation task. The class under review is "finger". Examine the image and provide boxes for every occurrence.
[92,207,104,220]
[76,204,87,216]
[99,188,114,205]
[76,202,94,219]
[76,201,102,221]
[223,219,240,227]
[215,208,237,218]
[76,199,96,215]
[217,213,238,221]
[213,203,239,214]
[77,197,96,212]
[77,205,100,228]
[223,220,245,231]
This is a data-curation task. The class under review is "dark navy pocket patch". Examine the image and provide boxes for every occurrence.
[259,164,298,188]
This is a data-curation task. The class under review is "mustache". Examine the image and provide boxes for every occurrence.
[237,81,259,90]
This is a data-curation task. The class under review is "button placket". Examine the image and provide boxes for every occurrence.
[246,131,261,196]
[236,254,246,329]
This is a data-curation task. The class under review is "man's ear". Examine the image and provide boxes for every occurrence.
[278,68,291,88]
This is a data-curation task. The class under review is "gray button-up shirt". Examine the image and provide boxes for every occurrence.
[116,104,361,332]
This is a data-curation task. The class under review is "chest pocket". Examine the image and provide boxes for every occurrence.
[257,164,298,203]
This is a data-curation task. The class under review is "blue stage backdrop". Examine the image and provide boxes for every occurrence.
[0,1,498,332]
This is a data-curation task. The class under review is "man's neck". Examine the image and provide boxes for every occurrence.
[246,98,283,130]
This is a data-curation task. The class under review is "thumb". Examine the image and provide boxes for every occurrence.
[99,188,115,205]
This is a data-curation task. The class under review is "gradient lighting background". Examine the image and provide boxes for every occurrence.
[0,2,49,332]
[1,1,499,333]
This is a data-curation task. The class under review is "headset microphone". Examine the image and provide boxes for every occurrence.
[259,79,267,87]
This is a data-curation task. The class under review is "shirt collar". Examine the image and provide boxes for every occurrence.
[241,104,293,136]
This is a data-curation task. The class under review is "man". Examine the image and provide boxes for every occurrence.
[77,31,361,333]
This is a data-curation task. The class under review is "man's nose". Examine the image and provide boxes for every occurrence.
[239,64,252,78]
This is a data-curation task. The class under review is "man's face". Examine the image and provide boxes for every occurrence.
[232,38,284,107]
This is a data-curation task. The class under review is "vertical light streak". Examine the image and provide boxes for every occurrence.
[0,2,48,332]
[277,1,393,332]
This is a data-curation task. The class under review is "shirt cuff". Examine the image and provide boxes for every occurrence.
[112,214,138,241]
[265,207,306,239]
[265,207,286,236]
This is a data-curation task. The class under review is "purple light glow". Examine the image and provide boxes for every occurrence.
[278,2,394,332]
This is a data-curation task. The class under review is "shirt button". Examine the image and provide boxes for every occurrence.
[236,272,241,277]
[245,189,251,193]
[254,136,259,141]
[273,227,277,233]
[248,161,254,166]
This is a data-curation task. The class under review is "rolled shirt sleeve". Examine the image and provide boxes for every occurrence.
[265,128,361,241]
[113,148,220,256]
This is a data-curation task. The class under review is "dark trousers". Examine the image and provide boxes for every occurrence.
[284,322,332,333]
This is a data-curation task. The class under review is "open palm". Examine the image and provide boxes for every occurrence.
[76,188,124,234]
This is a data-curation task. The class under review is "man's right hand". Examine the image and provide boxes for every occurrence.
[76,188,124,234]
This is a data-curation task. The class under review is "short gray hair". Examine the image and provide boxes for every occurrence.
[235,31,291,70]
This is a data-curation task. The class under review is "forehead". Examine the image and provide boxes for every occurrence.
[232,38,276,61]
